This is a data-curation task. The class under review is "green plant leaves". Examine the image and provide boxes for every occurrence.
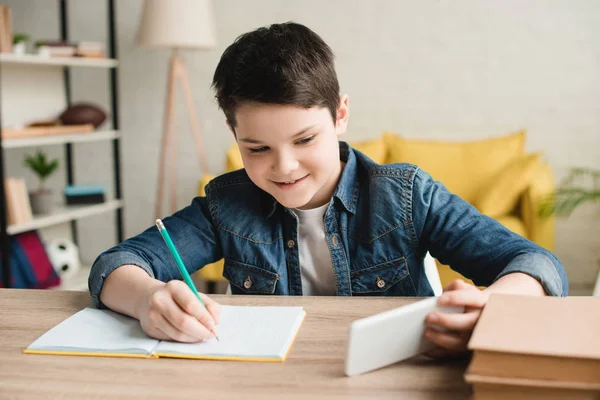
[539,168,600,218]
[23,151,59,189]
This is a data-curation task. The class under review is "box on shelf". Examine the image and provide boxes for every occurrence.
[64,185,105,205]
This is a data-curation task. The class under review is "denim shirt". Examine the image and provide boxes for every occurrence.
[89,141,568,308]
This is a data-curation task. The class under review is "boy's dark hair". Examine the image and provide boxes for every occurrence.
[212,22,340,128]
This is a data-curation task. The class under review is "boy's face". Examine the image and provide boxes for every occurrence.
[232,95,350,210]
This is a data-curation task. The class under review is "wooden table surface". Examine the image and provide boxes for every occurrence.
[0,289,471,399]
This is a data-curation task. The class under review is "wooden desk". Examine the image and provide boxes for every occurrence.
[0,289,471,399]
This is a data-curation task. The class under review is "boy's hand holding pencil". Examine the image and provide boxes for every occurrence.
[129,219,223,343]
[137,280,221,343]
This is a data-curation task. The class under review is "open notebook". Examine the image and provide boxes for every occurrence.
[24,305,306,362]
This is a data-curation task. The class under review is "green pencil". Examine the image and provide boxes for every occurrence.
[155,219,219,341]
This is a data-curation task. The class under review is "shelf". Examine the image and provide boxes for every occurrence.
[0,53,118,68]
[53,265,91,291]
[2,130,119,149]
[7,200,123,235]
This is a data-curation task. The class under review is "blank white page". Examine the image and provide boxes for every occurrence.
[26,307,159,355]
[154,305,306,361]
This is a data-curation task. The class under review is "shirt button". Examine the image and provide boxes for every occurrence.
[332,234,339,247]
[376,277,385,288]
[244,276,252,289]
[287,240,295,248]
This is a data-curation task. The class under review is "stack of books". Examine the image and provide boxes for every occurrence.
[465,294,600,400]
[36,41,77,57]
[76,41,105,58]
[35,40,106,58]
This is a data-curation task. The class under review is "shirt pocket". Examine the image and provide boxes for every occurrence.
[222,258,279,294]
[350,256,412,294]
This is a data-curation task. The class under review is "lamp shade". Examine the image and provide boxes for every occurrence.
[137,0,216,49]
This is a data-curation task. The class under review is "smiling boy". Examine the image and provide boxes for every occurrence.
[90,22,567,357]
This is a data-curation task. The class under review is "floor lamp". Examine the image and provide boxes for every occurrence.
[137,0,216,218]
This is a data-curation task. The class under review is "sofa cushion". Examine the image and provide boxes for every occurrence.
[383,130,526,203]
[475,153,541,218]
[349,136,387,164]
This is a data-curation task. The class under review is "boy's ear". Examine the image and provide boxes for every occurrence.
[335,94,350,137]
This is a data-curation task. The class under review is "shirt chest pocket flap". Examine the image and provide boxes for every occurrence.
[222,259,279,294]
[351,256,410,294]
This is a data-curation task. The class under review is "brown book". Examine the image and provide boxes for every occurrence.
[0,5,12,53]
[1,124,95,139]
[471,376,600,400]
[0,5,6,53]
[4,178,19,225]
[4,178,33,225]
[14,179,33,223]
[465,295,600,387]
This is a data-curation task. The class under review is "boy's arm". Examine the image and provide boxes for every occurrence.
[99,264,164,318]
[410,168,568,296]
[89,196,223,309]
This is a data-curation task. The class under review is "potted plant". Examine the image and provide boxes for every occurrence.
[24,150,59,214]
[12,33,30,55]
[540,167,600,295]
[539,168,600,217]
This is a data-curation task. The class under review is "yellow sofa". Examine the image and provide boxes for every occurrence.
[195,130,555,290]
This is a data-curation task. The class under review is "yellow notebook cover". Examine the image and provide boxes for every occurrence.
[24,306,306,362]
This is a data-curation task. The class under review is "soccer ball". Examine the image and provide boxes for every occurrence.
[45,238,81,280]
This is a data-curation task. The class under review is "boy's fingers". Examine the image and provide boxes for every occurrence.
[162,299,213,341]
[424,327,468,351]
[438,289,487,309]
[443,279,477,292]
[154,313,204,343]
[168,281,217,331]
[427,310,480,332]
[199,293,221,325]
[442,279,465,292]
[162,289,214,340]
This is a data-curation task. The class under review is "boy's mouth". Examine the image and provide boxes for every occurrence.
[273,175,308,189]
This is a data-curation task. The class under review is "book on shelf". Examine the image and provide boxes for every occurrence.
[465,294,600,399]
[3,178,33,225]
[0,5,12,53]
[76,41,105,58]
[1,124,94,139]
[0,231,60,289]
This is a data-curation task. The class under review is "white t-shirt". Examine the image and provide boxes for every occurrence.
[294,203,336,296]
[225,203,335,295]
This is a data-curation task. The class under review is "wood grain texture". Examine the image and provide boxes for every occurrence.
[0,289,471,399]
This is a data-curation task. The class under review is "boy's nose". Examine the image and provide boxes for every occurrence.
[272,152,300,176]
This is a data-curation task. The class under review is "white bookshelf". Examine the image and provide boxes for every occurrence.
[0,53,118,68]
[2,130,119,149]
[7,200,123,235]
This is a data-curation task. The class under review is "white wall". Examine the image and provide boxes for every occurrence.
[3,0,599,292]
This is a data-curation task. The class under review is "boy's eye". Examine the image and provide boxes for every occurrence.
[296,135,315,145]
[249,146,269,154]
